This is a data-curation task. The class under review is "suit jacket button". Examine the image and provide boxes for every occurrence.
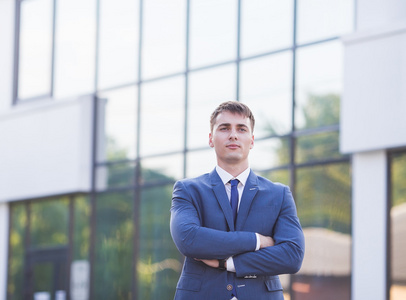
[227,284,233,291]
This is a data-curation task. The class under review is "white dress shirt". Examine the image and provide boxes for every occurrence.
[215,166,261,272]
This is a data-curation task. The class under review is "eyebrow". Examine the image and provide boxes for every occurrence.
[217,123,249,128]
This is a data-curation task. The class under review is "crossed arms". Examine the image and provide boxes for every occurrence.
[170,180,305,277]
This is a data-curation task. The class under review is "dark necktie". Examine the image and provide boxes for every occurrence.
[230,179,239,225]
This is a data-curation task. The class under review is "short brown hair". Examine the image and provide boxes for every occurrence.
[210,101,255,132]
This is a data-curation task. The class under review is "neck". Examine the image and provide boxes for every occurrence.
[217,161,249,177]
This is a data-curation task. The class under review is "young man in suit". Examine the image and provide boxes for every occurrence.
[170,101,305,300]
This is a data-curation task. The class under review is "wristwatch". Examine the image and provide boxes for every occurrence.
[218,258,227,270]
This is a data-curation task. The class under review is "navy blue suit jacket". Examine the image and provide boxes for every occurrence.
[170,169,305,300]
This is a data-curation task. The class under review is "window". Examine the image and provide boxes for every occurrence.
[389,151,406,300]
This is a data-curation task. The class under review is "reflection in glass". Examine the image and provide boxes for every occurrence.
[188,64,236,149]
[96,161,136,191]
[141,154,183,184]
[18,0,53,99]
[258,168,290,186]
[94,192,134,299]
[98,0,139,89]
[240,52,292,136]
[7,204,27,300]
[241,0,293,57]
[137,185,182,299]
[297,0,354,45]
[296,131,341,164]
[189,0,237,68]
[54,0,96,98]
[293,163,351,300]
[390,152,406,300]
[140,76,184,156]
[186,149,217,179]
[142,0,186,79]
[32,263,53,295]
[30,198,69,248]
[251,138,290,171]
[295,41,342,129]
[73,196,90,260]
[98,86,138,161]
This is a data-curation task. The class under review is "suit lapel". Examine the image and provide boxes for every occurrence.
[209,169,235,231]
[236,170,258,230]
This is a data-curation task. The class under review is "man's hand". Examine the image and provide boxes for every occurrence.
[257,234,275,249]
[194,258,221,268]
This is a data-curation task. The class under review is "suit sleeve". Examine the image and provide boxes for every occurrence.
[233,186,305,277]
[170,180,257,259]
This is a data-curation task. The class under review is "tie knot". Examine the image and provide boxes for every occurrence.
[230,179,239,187]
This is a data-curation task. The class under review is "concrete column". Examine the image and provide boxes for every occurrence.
[352,150,387,300]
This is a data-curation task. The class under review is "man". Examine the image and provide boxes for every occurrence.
[170,101,304,300]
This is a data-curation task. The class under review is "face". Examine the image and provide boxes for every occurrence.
[209,111,254,168]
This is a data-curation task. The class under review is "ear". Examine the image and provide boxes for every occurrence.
[208,133,214,148]
[250,135,254,149]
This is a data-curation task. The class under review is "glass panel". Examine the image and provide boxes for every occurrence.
[33,263,53,295]
[142,0,186,79]
[250,137,290,171]
[7,204,27,300]
[258,168,290,186]
[189,0,237,68]
[295,41,342,130]
[140,76,184,156]
[54,0,96,98]
[98,0,139,89]
[186,149,216,178]
[240,52,292,137]
[30,198,69,248]
[241,0,293,57]
[293,163,351,300]
[73,195,90,260]
[188,64,236,149]
[137,185,182,299]
[296,131,341,164]
[98,86,138,162]
[141,154,183,184]
[18,0,53,99]
[390,152,406,300]
[96,161,136,191]
[93,191,134,299]
[297,0,354,45]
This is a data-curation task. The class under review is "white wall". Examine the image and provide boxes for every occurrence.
[340,21,406,154]
[357,0,406,31]
[0,96,93,202]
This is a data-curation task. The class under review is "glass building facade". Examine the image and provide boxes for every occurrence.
[389,150,406,300]
[7,0,359,299]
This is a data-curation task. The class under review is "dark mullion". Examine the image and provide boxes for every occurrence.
[50,0,57,97]
[236,0,241,101]
[132,0,144,298]
[12,0,22,105]
[88,95,99,300]
[183,0,191,179]
[290,1,298,300]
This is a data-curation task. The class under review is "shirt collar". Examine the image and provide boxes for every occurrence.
[215,165,251,186]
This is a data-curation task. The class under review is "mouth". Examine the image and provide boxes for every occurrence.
[226,144,240,149]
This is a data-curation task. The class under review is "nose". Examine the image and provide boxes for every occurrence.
[229,128,238,140]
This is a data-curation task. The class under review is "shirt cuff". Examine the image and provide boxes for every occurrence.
[226,257,236,272]
[255,233,261,251]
